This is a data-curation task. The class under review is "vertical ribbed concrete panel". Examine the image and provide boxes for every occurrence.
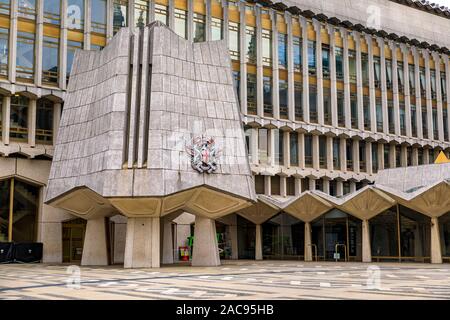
[46,22,255,267]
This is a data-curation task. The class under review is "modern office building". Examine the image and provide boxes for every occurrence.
[0,0,449,266]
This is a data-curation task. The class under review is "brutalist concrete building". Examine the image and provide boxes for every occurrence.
[0,0,450,266]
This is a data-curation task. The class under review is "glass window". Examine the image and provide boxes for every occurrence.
[0,27,8,76]
[322,45,330,78]
[262,29,272,66]
[293,36,301,72]
[0,179,39,242]
[374,57,381,88]
[228,22,239,60]
[400,102,406,136]
[395,145,401,167]
[419,67,426,94]
[294,82,302,121]
[113,0,128,34]
[36,99,53,144]
[349,50,356,83]
[18,0,36,20]
[441,72,447,102]
[397,62,404,93]
[279,80,288,119]
[319,136,326,168]
[431,70,437,99]
[211,17,222,41]
[274,129,283,165]
[309,86,317,123]
[307,40,316,75]
[134,0,148,28]
[0,0,10,16]
[258,128,268,165]
[363,96,370,130]
[323,87,331,124]
[384,144,390,169]
[278,33,287,69]
[346,140,353,170]
[350,94,357,128]
[335,47,343,80]
[193,13,205,42]
[154,3,167,25]
[411,104,417,137]
[247,73,256,115]
[42,36,59,84]
[174,9,187,39]
[67,0,84,30]
[388,101,394,134]
[305,134,312,167]
[16,31,35,80]
[372,142,378,172]
[333,138,340,168]
[422,106,428,139]
[376,98,383,132]
[232,71,240,104]
[44,0,60,25]
[91,0,107,33]
[362,53,369,86]
[263,76,272,117]
[409,64,415,93]
[10,95,28,141]
[290,132,298,166]
[337,90,344,127]
[443,108,448,141]
[66,40,83,82]
[385,59,392,89]
[245,26,256,64]
[90,44,103,51]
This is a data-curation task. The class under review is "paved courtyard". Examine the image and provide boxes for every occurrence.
[0,261,450,300]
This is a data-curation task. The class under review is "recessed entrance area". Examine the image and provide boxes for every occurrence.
[439,212,450,263]
[370,205,431,263]
[62,218,86,263]
[311,210,362,262]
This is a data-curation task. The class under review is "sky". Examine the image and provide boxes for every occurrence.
[435,0,450,7]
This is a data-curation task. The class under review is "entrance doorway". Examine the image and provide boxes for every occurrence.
[311,210,362,262]
[62,218,86,263]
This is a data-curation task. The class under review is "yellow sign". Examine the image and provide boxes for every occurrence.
[434,151,450,164]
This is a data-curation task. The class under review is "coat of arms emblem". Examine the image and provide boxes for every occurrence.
[186,136,221,173]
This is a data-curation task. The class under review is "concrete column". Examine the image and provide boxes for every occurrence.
[84,0,91,49]
[340,137,346,172]
[162,219,174,264]
[400,145,407,167]
[271,10,280,119]
[35,0,44,86]
[124,217,160,268]
[326,136,333,171]
[304,222,312,261]
[309,178,316,191]
[238,2,247,114]
[390,42,401,136]
[294,177,302,195]
[378,38,389,134]
[424,147,430,164]
[192,216,220,266]
[378,143,384,170]
[286,12,295,121]
[312,134,319,170]
[300,17,309,122]
[268,128,275,166]
[264,175,271,195]
[402,45,412,137]
[81,218,108,266]
[323,179,330,195]
[2,95,10,145]
[413,48,423,139]
[205,0,211,41]
[187,0,194,42]
[8,0,17,82]
[255,224,263,260]
[256,7,264,117]
[221,0,229,44]
[389,144,396,168]
[250,127,258,165]
[342,28,351,129]
[445,55,450,142]
[366,35,377,133]
[53,103,62,144]
[354,31,364,131]
[336,180,343,197]
[60,0,68,90]
[350,181,356,193]
[298,132,305,168]
[433,52,444,141]
[423,50,434,140]
[283,131,290,167]
[328,25,338,127]
[106,0,113,41]
[362,219,371,263]
[431,217,443,264]
[28,99,37,147]
[280,176,287,197]
[314,20,324,125]
[412,147,419,166]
